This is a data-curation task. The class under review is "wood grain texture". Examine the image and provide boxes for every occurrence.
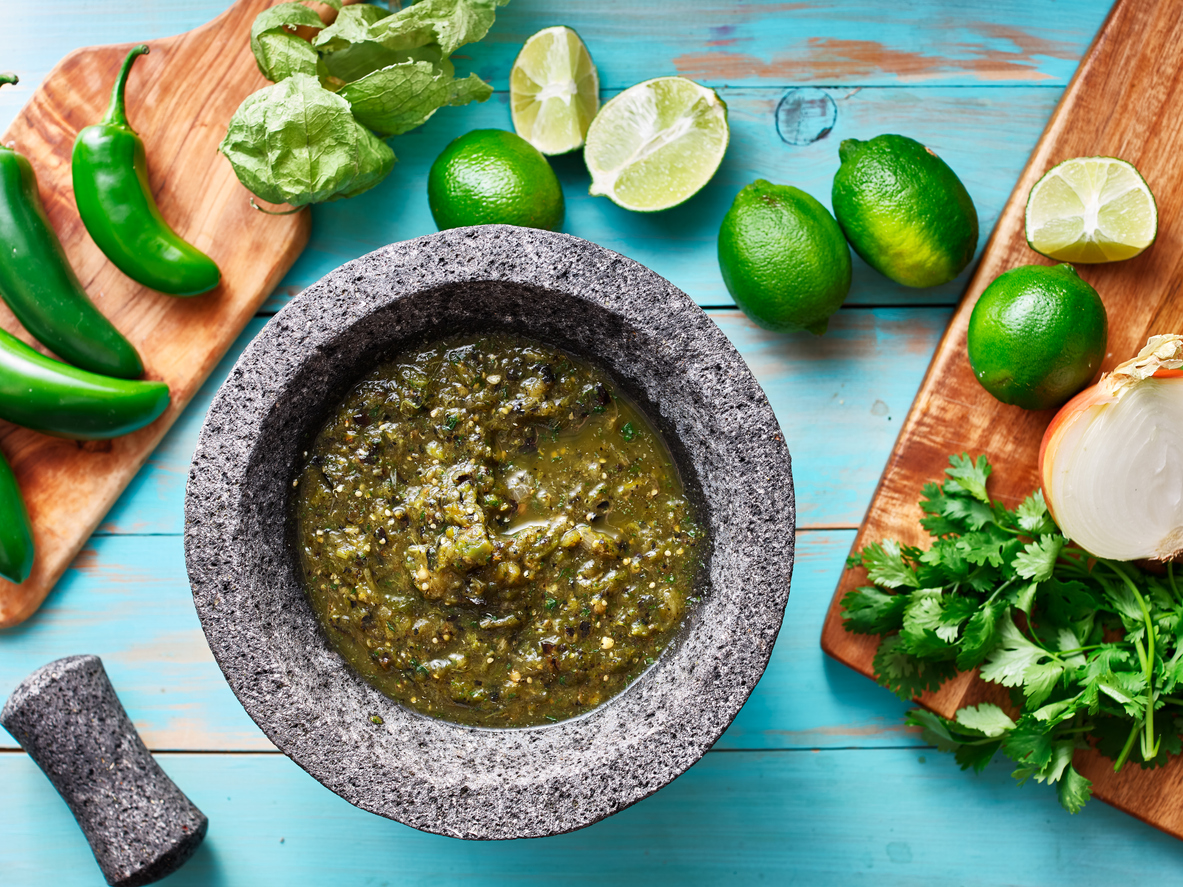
[0,0,310,627]
[821,0,1183,838]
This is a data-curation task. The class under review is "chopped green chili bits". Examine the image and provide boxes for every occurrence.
[293,333,703,727]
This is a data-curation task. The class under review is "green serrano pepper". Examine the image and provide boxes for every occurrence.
[72,45,221,297]
[0,74,144,379]
[0,448,34,585]
[0,326,169,440]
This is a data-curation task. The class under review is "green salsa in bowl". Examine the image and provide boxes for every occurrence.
[294,332,704,728]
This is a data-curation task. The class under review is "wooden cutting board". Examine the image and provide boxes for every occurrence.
[0,0,315,627]
[820,0,1183,839]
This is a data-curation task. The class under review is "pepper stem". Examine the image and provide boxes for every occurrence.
[101,45,149,128]
[0,73,17,88]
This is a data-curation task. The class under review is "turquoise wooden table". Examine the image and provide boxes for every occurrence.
[8,2,1183,883]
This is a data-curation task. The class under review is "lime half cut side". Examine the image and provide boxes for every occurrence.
[510,26,599,156]
[583,76,729,212]
[1025,156,1157,263]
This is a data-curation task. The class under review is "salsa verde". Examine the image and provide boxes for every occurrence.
[293,333,702,727]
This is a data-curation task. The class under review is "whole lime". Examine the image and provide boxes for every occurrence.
[967,263,1108,410]
[832,134,978,288]
[717,180,852,335]
[427,129,564,231]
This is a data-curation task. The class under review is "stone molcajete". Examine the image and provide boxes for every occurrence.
[184,226,795,839]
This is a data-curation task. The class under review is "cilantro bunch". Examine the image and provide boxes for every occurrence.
[842,454,1183,814]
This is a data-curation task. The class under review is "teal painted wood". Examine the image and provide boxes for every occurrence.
[0,530,915,752]
[0,1,1111,110]
[5,747,1183,887]
[99,307,950,536]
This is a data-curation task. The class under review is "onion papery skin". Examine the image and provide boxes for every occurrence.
[1040,369,1183,561]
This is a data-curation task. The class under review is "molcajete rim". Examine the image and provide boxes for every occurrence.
[184,226,794,839]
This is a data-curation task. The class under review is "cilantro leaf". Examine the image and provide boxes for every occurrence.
[955,738,1004,772]
[905,708,961,751]
[1101,576,1145,625]
[840,586,907,635]
[919,482,965,537]
[1013,535,1064,582]
[1057,764,1093,813]
[956,598,1006,670]
[1032,740,1075,785]
[899,590,977,657]
[955,703,1016,738]
[1002,716,1057,775]
[1009,580,1038,616]
[1023,660,1065,708]
[872,634,957,700]
[1030,695,1082,727]
[942,496,995,531]
[1041,578,1101,628]
[945,453,991,503]
[905,708,1002,772]
[861,540,921,589]
[979,613,1046,689]
[1016,490,1056,535]
[1094,670,1147,719]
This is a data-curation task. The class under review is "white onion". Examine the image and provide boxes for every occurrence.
[1040,334,1183,561]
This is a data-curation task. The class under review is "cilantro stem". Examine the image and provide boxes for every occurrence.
[1170,562,1180,601]
[983,577,1015,606]
[1113,718,1142,772]
[1104,559,1161,761]
[1055,643,1109,656]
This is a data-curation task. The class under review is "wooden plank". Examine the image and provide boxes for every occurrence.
[0,530,915,753]
[266,86,1067,313]
[0,0,311,627]
[5,748,1183,886]
[821,0,1183,839]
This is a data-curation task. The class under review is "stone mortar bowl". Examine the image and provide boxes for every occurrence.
[184,226,794,840]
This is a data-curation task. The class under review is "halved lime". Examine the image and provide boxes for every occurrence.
[583,76,728,212]
[510,26,599,156]
[1025,156,1157,263]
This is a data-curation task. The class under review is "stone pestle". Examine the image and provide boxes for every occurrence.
[1,655,208,886]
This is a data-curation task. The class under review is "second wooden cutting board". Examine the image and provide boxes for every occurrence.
[820,0,1183,839]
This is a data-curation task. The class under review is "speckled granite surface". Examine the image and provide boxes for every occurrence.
[185,226,794,839]
[1,655,207,885]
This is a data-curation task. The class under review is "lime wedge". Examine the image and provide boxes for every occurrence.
[510,26,599,156]
[583,76,728,212]
[1025,156,1157,263]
